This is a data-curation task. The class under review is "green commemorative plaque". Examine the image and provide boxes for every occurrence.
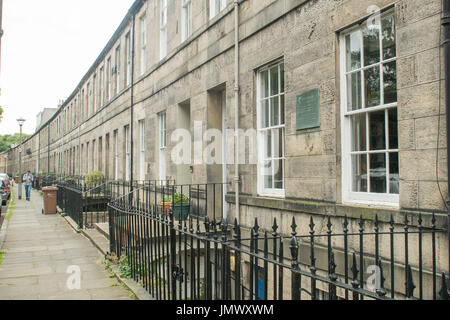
[296,88,320,131]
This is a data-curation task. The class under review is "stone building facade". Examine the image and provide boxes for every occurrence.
[3,0,449,299]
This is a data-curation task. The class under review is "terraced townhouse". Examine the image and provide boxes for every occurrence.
[1,0,449,300]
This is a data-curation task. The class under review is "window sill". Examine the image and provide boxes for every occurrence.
[343,192,399,210]
[258,191,285,199]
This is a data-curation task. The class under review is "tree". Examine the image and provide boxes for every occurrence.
[0,133,31,153]
[0,106,3,122]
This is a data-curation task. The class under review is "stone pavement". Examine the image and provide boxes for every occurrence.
[0,186,132,300]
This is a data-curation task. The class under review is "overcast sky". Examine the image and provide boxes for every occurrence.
[0,0,136,135]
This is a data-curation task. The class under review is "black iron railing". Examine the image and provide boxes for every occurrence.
[107,183,450,300]
[57,177,108,229]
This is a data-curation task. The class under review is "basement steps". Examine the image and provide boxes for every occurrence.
[82,223,110,256]
[80,222,154,300]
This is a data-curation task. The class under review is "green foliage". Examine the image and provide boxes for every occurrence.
[6,189,15,221]
[119,255,132,279]
[85,171,104,188]
[0,106,3,122]
[0,133,31,153]
[162,193,189,205]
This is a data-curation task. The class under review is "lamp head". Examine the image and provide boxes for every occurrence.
[16,118,26,126]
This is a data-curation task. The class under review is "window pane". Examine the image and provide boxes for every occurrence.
[369,153,387,193]
[389,152,399,194]
[274,159,284,189]
[363,25,380,66]
[383,61,397,104]
[263,130,272,159]
[365,66,381,107]
[261,70,269,99]
[271,97,279,126]
[264,175,273,189]
[388,108,398,149]
[270,66,279,96]
[369,110,386,151]
[352,154,367,192]
[382,15,396,60]
[347,72,362,111]
[264,161,273,189]
[280,95,285,125]
[346,31,361,72]
[351,114,367,151]
[280,63,285,93]
[261,99,270,128]
[273,128,283,158]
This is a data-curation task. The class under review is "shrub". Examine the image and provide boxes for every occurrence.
[85,171,104,188]
[161,193,189,205]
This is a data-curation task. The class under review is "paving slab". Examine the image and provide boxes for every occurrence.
[0,186,131,300]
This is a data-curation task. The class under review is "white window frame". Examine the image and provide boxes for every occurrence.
[86,142,90,173]
[140,14,147,76]
[115,45,121,94]
[139,120,146,181]
[100,66,104,106]
[126,32,132,87]
[160,0,167,60]
[114,130,119,180]
[256,61,285,198]
[87,82,92,116]
[125,125,131,181]
[159,112,167,182]
[181,0,192,42]
[339,11,399,207]
[106,57,112,101]
[92,140,96,171]
[93,74,97,113]
[209,0,226,20]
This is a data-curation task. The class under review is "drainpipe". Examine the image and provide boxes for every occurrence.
[130,13,136,186]
[443,0,450,280]
[47,127,50,174]
[442,0,450,279]
[78,92,82,177]
[234,0,240,225]
[37,131,40,174]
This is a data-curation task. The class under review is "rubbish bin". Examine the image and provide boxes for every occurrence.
[42,187,58,215]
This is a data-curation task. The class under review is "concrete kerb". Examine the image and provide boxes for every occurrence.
[59,205,153,300]
[82,229,154,300]
[0,196,13,251]
[104,261,154,301]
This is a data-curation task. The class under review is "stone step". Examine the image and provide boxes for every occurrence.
[82,228,110,256]
[94,222,110,240]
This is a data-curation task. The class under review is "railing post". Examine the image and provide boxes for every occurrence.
[170,205,176,300]
[221,219,229,300]
[351,252,360,301]
[343,215,349,300]
[309,217,317,300]
[440,273,450,300]
[233,218,241,300]
[329,251,338,300]
[376,259,387,297]
[290,217,301,300]
[205,217,212,300]
[405,265,416,300]
[272,218,279,300]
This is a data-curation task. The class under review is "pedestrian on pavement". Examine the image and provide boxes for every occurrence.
[23,170,33,201]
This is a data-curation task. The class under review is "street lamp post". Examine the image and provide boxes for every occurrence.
[17,118,25,200]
